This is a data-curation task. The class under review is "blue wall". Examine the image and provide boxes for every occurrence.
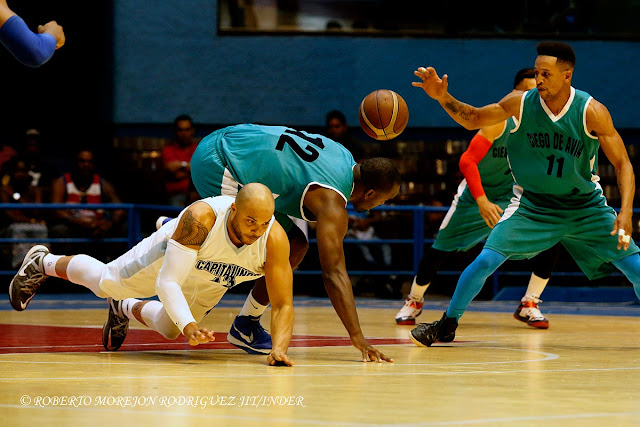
[114,1,640,129]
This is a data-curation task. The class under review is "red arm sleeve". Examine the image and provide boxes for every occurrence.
[459,134,493,200]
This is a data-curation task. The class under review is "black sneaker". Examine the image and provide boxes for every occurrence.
[102,298,129,351]
[9,245,49,311]
[409,312,458,347]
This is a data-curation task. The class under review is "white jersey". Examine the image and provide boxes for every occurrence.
[99,196,275,315]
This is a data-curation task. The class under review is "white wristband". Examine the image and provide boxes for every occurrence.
[155,239,198,331]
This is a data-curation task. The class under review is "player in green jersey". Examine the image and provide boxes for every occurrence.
[395,69,558,329]
[409,42,640,347]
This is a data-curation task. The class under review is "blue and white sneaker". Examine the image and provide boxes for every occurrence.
[227,315,272,355]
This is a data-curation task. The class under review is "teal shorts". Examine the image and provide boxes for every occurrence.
[485,191,640,280]
[432,193,511,252]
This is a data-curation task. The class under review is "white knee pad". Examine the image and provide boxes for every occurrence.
[66,255,109,298]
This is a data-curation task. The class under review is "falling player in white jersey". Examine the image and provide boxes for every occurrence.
[9,183,295,366]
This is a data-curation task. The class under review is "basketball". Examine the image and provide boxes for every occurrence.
[358,89,409,140]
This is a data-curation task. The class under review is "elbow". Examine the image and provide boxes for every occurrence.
[461,121,479,131]
[20,51,50,67]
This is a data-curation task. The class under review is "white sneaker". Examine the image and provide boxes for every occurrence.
[9,245,49,311]
[395,296,424,325]
[514,298,549,329]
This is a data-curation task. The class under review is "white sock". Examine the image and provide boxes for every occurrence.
[140,300,181,340]
[121,298,142,320]
[65,255,109,298]
[522,273,549,302]
[43,254,63,277]
[239,290,268,317]
[408,277,429,301]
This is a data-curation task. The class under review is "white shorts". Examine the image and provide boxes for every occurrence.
[98,226,228,322]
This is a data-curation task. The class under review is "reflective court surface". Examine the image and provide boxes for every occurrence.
[0,295,639,426]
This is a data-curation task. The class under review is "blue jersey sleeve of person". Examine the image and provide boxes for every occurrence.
[0,15,56,67]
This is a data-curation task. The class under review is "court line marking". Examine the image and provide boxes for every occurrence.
[0,336,377,350]
[2,366,639,381]
[0,346,554,367]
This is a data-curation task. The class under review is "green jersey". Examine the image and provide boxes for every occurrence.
[507,88,601,206]
[191,124,356,220]
[459,117,516,204]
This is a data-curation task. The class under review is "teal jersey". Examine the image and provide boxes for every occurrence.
[507,88,601,204]
[194,124,356,220]
[460,117,516,204]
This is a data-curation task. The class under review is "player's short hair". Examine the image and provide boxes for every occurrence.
[360,157,401,192]
[174,114,193,128]
[326,110,347,126]
[513,68,536,89]
[536,42,576,68]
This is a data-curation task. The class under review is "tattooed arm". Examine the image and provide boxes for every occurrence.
[156,201,217,345]
[171,201,216,249]
[412,66,523,130]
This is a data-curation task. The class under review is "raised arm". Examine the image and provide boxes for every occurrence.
[588,99,636,251]
[306,187,393,363]
[459,121,508,228]
[0,1,64,67]
[156,201,216,345]
[412,66,522,130]
[264,221,294,366]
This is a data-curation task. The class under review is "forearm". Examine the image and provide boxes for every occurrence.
[322,269,364,340]
[155,240,198,332]
[0,15,56,67]
[438,93,481,130]
[616,161,636,213]
[270,303,293,353]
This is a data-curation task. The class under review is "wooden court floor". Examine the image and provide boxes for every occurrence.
[0,296,639,427]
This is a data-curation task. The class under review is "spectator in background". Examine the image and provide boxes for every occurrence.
[162,114,198,207]
[19,129,59,202]
[50,149,125,258]
[325,110,368,162]
[0,139,17,172]
[0,156,47,268]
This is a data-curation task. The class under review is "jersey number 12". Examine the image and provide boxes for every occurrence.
[276,129,325,162]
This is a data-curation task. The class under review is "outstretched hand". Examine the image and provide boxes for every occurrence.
[267,350,294,367]
[352,336,394,363]
[412,67,449,101]
[183,322,216,346]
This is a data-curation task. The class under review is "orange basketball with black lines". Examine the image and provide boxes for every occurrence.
[358,89,409,140]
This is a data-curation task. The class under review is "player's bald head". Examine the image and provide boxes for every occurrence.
[235,183,275,216]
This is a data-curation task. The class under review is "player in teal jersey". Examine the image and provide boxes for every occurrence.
[409,42,640,346]
[190,124,401,362]
[395,69,559,329]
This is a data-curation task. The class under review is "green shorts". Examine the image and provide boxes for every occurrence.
[485,190,640,279]
[432,192,511,252]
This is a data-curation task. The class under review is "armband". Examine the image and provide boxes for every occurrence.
[0,15,56,67]
[155,239,198,331]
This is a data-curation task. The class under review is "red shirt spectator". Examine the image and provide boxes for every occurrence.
[162,114,198,206]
